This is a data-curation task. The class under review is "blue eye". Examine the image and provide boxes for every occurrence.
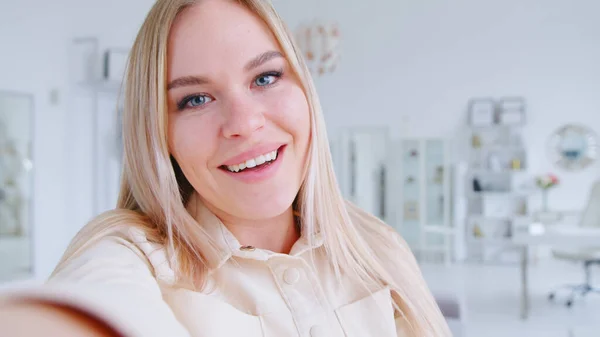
[254,71,282,87]
[188,95,211,107]
[255,75,276,86]
[178,94,213,110]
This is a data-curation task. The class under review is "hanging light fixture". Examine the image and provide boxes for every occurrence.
[295,20,341,76]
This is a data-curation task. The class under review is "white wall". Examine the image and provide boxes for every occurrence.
[273,0,600,211]
[1,0,599,277]
[0,0,156,279]
[0,1,70,279]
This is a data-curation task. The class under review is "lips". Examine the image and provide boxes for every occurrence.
[219,143,287,172]
[222,147,280,173]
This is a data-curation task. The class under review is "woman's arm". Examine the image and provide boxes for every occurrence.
[0,231,190,337]
[0,302,119,337]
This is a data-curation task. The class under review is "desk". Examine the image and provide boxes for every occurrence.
[512,227,600,319]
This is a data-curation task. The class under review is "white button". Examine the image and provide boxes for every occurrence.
[310,325,327,337]
[283,268,300,285]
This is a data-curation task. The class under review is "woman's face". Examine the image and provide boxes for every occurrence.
[167,0,310,222]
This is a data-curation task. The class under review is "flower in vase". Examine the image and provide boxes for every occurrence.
[536,173,559,190]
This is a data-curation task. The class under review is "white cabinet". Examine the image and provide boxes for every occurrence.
[388,139,454,264]
[330,132,455,264]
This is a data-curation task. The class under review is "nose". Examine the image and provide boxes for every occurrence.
[221,94,266,139]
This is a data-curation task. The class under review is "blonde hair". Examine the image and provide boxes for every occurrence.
[53,0,449,335]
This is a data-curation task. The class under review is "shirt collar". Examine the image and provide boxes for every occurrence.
[186,193,324,271]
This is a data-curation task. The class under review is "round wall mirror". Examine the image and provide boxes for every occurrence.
[547,124,599,171]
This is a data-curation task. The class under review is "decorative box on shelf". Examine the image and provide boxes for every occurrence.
[468,98,495,126]
[497,97,525,126]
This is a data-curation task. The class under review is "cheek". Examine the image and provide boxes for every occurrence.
[168,114,219,173]
[270,85,311,141]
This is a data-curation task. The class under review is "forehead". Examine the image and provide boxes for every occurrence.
[168,0,280,78]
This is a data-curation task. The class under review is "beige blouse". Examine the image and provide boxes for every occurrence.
[10,205,419,337]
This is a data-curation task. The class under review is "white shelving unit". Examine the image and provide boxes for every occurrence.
[464,124,530,263]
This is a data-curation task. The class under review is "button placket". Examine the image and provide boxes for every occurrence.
[268,257,330,336]
[283,267,301,285]
[310,325,328,337]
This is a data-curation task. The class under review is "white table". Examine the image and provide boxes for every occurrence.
[512,227,600,319]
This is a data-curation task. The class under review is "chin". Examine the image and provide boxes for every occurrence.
[234,191,297,220]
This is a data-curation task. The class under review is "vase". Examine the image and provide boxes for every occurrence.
[541,189,548,212]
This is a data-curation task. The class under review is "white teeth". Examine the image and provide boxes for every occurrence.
[226,149,280,173]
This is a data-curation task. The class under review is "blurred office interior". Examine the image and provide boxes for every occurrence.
[1,0,600,336]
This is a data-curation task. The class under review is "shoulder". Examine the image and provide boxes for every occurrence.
[51,215,175,285]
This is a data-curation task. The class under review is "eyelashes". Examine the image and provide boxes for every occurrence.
[177,94,212,111]
[175,69,285,112]
[253,70,283,87]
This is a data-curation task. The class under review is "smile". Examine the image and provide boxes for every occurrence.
[219,144,286,176]
[224,148,279,173]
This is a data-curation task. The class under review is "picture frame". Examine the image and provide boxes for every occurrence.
[497,97,526,125]
[468,98,495,126]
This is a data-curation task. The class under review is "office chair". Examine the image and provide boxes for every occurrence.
[548,180,600,307]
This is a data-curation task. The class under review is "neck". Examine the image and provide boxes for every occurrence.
[226,207,299,254]
[198,199,299,254]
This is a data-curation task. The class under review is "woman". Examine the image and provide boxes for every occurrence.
[0,0,450,336]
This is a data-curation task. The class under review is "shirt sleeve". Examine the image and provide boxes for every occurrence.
[3,234,190,337]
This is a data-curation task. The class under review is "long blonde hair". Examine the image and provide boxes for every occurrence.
[53,0,449,335]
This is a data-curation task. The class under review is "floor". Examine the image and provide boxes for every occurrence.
[421,259,600,337]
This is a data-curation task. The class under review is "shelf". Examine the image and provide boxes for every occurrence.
[470,146,525,152]
[465,115,528,263]
[469,169,526,175]
[468,214,529,218]
[469,214,516,220]
[469,124,524,131]
[468,215,530,224]
[422,226,454,234]
[468,191,528,198]
[467,237,514,245]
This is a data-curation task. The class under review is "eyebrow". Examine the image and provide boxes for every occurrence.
[167,76,209,90]
[167,50,284,91]
[244,50,283,72]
